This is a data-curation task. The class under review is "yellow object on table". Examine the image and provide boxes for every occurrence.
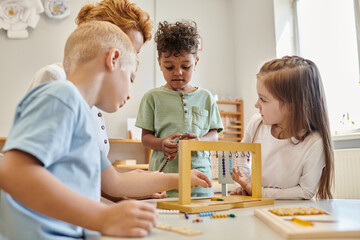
[291,217,313,227]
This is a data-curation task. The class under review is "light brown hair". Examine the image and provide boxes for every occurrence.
[76,0,152,43]
[257,56,334,199]
[63,21,137,75]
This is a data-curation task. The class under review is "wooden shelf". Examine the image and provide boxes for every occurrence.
[217,100,244,142]
[219,137,243,141]
[216,100,242,105]
[109,139,141,143]
[112,163,149,170]
[223,131,242,135]
[109,139,151,164]
[220,112,241,116]
[228,126,242,129]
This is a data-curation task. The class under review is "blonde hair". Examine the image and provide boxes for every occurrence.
[76,0,152,43]
[63,21,137,74]
[257,56,334,199]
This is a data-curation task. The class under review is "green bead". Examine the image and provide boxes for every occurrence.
[229,213,236,218]
[216,198,224,201]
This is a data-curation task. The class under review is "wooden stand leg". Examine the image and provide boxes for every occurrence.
[222,184,227,196]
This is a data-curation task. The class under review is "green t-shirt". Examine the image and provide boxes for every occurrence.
[136,86,223,197]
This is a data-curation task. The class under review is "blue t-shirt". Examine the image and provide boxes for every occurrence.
[0,80,110,239]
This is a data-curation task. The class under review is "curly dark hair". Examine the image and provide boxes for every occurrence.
[154,20,199,57]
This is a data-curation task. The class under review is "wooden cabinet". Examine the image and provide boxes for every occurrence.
[108,139,149,171]
[216,100,243,142]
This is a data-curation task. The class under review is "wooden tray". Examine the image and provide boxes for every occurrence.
[254,208,360,239]
[157,195,274,213]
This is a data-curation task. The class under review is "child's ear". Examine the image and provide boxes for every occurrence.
[106,48,121,71]
[194,56,199,70]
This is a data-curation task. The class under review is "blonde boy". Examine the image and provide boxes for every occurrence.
[0,21,211,239]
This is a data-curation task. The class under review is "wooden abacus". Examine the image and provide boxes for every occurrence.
[157,140,274,213]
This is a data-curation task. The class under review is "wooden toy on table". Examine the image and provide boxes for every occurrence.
[157,140,274,213]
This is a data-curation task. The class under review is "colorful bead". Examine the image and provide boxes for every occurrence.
[211,213,236,218]
[184,212,189,219]
[229,157,233,173]
[222,156,225,176]
[157,209,180,214]
[192,218,203,223]
[199,212,214,217]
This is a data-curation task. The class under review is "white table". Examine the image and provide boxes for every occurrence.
[99,199,360,240]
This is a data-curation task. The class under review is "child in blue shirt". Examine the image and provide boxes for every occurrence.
[136,21,223,198]
[0,21,211,239]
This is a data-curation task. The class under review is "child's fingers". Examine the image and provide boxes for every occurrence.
[192,170,212,188]
[133,217,156,231]
[230,187,241,195]
[127,227,151,238]
[137,202,157,214]
[151,191,167,199]
[180,133,197,140]
[171,133,183,139]
[163,142,178,150]
[196,178,211,188]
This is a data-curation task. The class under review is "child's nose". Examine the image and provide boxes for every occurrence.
[174,68,182,75]
[255,100,260,108]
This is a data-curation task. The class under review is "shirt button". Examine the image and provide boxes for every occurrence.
[101,125,105,130]
[183,103,186,106]
[184,110,188,113]
[98,112,102,117]
[104,139,108,144]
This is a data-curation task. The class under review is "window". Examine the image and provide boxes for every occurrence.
[275,0,360,135]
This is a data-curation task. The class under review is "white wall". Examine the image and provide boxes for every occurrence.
[0,0,276,138]
[0,0,83,135]
[232,0,277,127]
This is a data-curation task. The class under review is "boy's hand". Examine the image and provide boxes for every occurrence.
[100,200,158,238]
[161,133,182,161]
[124,170,168,199]
[230,167,252,195]
[190,169,212,188]
[180,133,200,141]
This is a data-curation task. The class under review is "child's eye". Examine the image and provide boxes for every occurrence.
[182,66,191,70]
[259,97,266,103]
[165,66,174,70]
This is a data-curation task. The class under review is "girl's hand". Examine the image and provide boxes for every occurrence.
[161,133,182,161]
[230,186,248,196]
[180,133,200,141]
[100,200,158,238]
[190,169,212,188]
[230,167,252,195]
